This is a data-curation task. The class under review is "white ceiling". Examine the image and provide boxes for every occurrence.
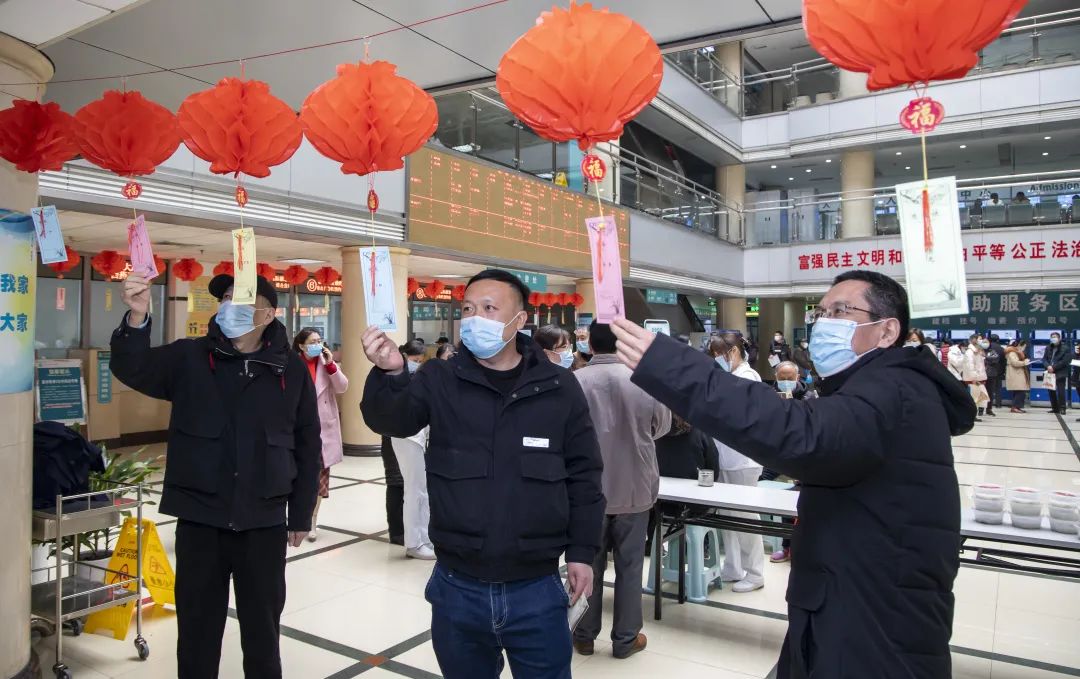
[39,0,801,112]
[0,0,146,47]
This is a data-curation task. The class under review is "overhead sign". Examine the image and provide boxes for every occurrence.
[917,290,1080,331]
[645,289,678,305]
[507,269,548,292]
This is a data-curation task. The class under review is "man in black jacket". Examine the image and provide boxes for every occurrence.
[1043,331,1072,415]
[985,334,1004,416]
[361,269,604,679]
[111,274,321,679]
[611,270,975,679]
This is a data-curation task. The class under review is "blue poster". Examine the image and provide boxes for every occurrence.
[0,211,36,394]
[30,205,67,265]
[97,351,112,405]
[36,360,85,424]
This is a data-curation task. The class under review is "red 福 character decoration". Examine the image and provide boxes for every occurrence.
[899,97,945,135]
[0,100,79,173]
[581,154,606,183]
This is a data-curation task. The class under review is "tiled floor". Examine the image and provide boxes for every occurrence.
[32,408,1080,678]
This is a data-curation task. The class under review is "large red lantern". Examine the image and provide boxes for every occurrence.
[407,277,420,296]
[571,293,585,307]
[0,100,79,173]
[174,258,204,282]
[283,265,309,286]
[451,285,466,302]
[300,61,438,177]
[528,292,542,308]
[47,246,81,278]
[91,250,126,278]
[72,90,182,197]
[497,2,663,150]
[425,279,446,299]
[256,262,278,281]
[804,0,1027,91]
[178,78,302,206]
[213,261,234,277]
[313,266,340,286]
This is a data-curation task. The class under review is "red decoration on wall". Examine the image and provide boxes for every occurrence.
[899,97,946,134]
[283,265,309,286]
[90,250,126,278]
[72,90,182,196]
[496,2,663,150]
[257,262,277,280]
[173,258,203,282]
[0,100,79,173]
[314,266,341,286]
[803,0,1027,90]
[47,246,81,278]
[178,78,302,181]
[407,277,420,296]
[213,261,234,277]
[571,293,585,307]
[300,61,438,176]
[581,154,606,182]
[451,285,466,302]
[528,292,542,308]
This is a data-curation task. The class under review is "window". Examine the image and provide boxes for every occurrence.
[88,279,165,348]
[35,277,82,359]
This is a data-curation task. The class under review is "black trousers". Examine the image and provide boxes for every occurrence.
[986,376,1002,412]
[380,436,405,542]
[175,520,287,679]
[1048,377,1068,414]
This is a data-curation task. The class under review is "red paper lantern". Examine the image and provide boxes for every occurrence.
[571,293,585,307]
[283,265,309,286]
[543,292,559,306]
[314,266,341,286]
[407,277,420,296]
[425,279,446,299]
[557,293,571,306]
[804,0,1027,90]
[451,285,466,302]
[528,292,542,308]
[0,100,79,173]
[47,246,81,278]
[497,2,663,150]
[72,91,182,194]
[174,258,203,282]
[899,97,946,134]
[91,250,126,278]
[178,78,302,183]
[300,61,438,176]
[152,255,167,279]
[257,262,277,281]
[213,261,234,277]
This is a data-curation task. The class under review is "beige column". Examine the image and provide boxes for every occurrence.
[840,150,875,239]
[717,297,747,336]
[784,299,805,342]
[0,33,52,679]
[716,164,746,243]
[838,69,869,99]
[757,298,790,376]
[715,41,743,113]
[338,246,410,453]
[574,278,596,318]
[166,271,188,343]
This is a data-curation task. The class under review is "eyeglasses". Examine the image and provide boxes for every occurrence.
[805,303,881,325]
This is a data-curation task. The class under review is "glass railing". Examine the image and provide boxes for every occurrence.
[671,8,1080,116]
[431,88,743,243]
[742,170,1080,245]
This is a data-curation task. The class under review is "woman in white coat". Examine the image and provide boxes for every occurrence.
[392,340,434,560]
[706,333,766,593]
[294,328,349,542]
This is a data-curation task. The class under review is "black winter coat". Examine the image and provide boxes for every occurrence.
[361,334,605,581]
[655,427,720,481]
[1044,342,1072,375]
[632,334,976,679]
[110,316,322,532]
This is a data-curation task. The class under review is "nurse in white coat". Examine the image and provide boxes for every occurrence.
[392,341,434,560]
[707,333,766,593]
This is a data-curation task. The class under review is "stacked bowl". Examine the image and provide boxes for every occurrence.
[1047,490,1079,535]
[1008,487,1044,529]
[972,483,1006,525]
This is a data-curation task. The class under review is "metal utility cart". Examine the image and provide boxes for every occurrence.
[31,482,149,679]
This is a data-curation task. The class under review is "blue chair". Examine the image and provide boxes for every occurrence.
[645,525,724,603]
[758,479,795,553]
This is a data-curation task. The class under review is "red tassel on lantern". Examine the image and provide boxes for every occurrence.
[497,2,663,150]
[91,250,126,278]
[72,90,182,197]
[213,261,234,277]
[314,266,341,286]
[301,61,438,176]
[256,262,277,281]
[174,258,203,282]
[0,100,79,173]
[283,265,309,286]
[47,246,81,278]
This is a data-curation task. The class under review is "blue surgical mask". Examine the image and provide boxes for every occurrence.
[216,301,256,339]
[1051,338,1060,345]
[460,313,520,359]
[809,317,884,377]
[305,343,323,358]
[715,355,731,372]
[576,340,590,354]
[777,380,797,393]
[978,341,989,350]
[558,350,574,369]
[406,360,420,374]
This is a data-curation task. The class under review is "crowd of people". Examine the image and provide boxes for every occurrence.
[112,264,1080,678]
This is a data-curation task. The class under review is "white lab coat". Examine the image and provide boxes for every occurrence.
[391,427,431,551]
[714,361,765,475]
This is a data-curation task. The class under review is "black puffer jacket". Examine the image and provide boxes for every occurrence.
[632,334,975,679]
[361,334,604,581]
[110,316,322,532]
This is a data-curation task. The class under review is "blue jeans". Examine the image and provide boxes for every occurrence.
[425,563,571,679]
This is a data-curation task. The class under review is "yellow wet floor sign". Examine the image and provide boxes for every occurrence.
[84,518,175,640]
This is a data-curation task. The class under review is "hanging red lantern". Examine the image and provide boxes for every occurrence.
[178,78,302,181]
[804,0,1027,91]
[451,285,466,302]
[0,100,79,173]
[314,266,341,286]
[425,279,446,299]
[528,292,542,308]
[300,61,438,177]
[256,262,277,281]
[557,293,571,306]
[899,97,946,134]
[151,255,167,279]
[283,265,309,286]
[91,250,126,278]
[72,90,182,197]
[407,277,420,296]
[543,292,559,307]
[47,246,81,278]
[497,2,663,150]
[571,293,585,307]
[173,258,203,282]
[213,261,234,277]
